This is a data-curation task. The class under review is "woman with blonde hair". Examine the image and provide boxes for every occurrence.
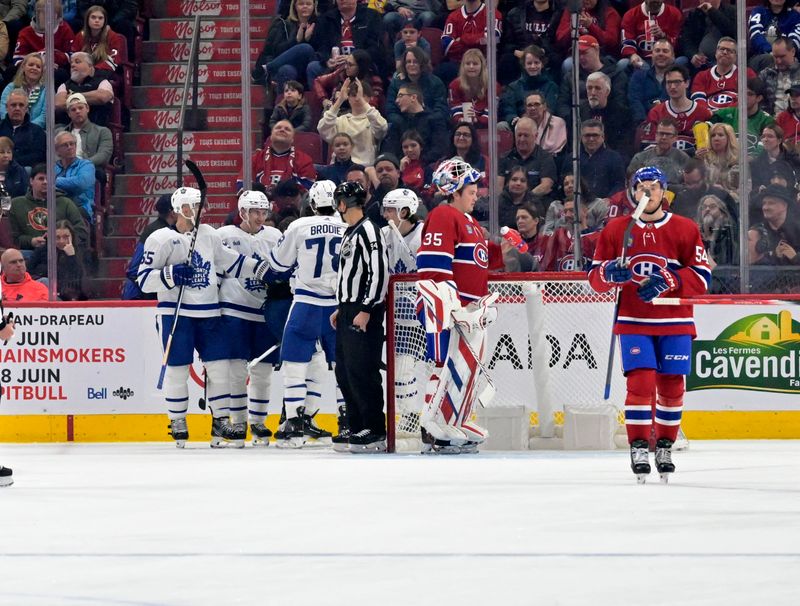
[0,53,46,128]
[447,49,500,127]
[697,122,740,192]
[71,5,127,80]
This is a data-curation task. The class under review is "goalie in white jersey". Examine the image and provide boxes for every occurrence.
[268,180,347,448]
[217,190,282,446]
[138,187,268,447]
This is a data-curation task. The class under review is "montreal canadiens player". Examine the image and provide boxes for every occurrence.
[588,167,711,482]
[268,180,347,448]
[415,158,499,454]
[217,190,282,446]
[138,187,269,448]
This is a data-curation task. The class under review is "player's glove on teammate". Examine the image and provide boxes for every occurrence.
[637,268,680,303]
[599,259,632,285]
[161,263,195,288]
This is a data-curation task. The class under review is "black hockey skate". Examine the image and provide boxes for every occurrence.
[275,416,305,449]
[349,428,387,453]
[210,417,245,448]
[655,438,675,483]
[332,405,350,452]
[168,417,189,448]
[250,423,272,446]
[0,465,12,487]
[421,427,463,455]
[630,439,651,484]
[298,406,332,447]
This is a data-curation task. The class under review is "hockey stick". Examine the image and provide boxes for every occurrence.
[603,190,650,400]
[247,343,280,371]
[651,295,800,306]
[157,160,208,390]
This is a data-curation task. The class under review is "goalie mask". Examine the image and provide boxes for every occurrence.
[334,180,367,209]
[309,180,337,212]
[382,188,420,218]
[171,187,202,221]
[432,157,481,195]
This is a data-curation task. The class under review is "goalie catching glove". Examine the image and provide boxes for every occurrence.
[598,258,632,285]
[638,267,680,302]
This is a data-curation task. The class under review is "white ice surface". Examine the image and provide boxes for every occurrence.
[0,441,799,606]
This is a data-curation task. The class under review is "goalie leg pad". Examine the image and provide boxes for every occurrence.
[247,363,272,422]
[624,368,656,443]
[416,279,460,334]
[281,361,308,419]
[204,360,232,419]
[164,365,190,420]
[228,359,248,424]
[654,373,684,442]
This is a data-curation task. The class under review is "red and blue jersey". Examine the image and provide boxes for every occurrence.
[442,3,502,63]
[588,212,711,337]
[690,65,757,112]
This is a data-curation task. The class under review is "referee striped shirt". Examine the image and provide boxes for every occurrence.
[336,216,389,310]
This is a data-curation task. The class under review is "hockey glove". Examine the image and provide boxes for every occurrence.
[599,259,632,285]
[161,263,195,288]
[637,268,680,303]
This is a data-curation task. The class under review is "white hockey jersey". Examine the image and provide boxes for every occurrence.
[217,224,282,322]
[268,214,346,306]
[382,221,424,274]
[138,224,263,318]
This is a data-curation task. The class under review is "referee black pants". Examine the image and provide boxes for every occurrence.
[335,302,386,436]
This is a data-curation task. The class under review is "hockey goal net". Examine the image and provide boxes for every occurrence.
[385,272,629,452]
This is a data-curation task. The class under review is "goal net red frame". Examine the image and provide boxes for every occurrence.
[385,272,632,453]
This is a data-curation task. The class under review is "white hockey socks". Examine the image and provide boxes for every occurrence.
[282,361,307,419]
[228,359,249,424]
[305,350,330,415]
[164,365,190,420]
[248,363,273,424]
[204,360,231,419]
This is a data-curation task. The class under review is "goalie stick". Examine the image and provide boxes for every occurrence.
[157,159,207,390]
[603,190,650,400]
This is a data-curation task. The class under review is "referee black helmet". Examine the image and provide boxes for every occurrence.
[334,181,367,208]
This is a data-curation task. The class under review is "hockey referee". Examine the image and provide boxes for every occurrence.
[330,181,389,453]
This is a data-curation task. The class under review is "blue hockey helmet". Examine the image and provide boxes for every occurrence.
[630,166,667,195]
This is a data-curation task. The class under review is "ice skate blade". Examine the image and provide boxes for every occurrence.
[332,442,350,453]
[174,440,186,449]
[0,478,13,487]
[349,440,386,453]
[210,438,245,449]
[659,472,671,484]
[275,437,305,449]
[636,474,648,484]
[303,436,332,448]
[252,438,270,447]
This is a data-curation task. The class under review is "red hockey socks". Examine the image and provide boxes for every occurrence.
[655,373,684,442]
[624,368,656,443]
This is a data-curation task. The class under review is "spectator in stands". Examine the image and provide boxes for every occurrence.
[14,0,73,84]
[620,0,683,71]
[0,53,45,128]
[122,194,175,300]
[499,44,558,130]
[712,77,775,158]
[252,0,317,98]
[678,0,736,73]
[269,80,313,133]
[752,184,800,265]
[554,0,620,68]
[316,131,356,184]
[499,0,562,84]
[670,159,738,221]
[497,116,556,197]
[0,136,28,197]
[498,165,545,229]
[579,71,631,158]
[318,77,388,166]
[567,118,625,198]
[29,219,86,299]
[691,37,756,112]
[0,0,28,54]
[54,51,113,127]
[438,0,501,84]
[0,247,47,301]
[0,89,45,170]
[696,122,739,192]
[253,119,316,191]
[55,92,112,182]
[382,81,447,165]
[444,120,487,178]
[386,46,448,123]
[77,1,139,62]
[344,163,374,209]
[696,193,737,267]
[392,17,431,74]
[752,124,798,191]
[447,49,499,127]
[364,152,401,225]
[642,64,712,154]
[383,0,438,43]
[628,118,689,188]
[314,48,384,112]
[397,129,431,197]
[556,34,628,120]
[759,36,800,114]
[545,172,607,233]
[541,197,600,272]
[749,1,800,73]
[777,84,800,148]
[515,203,545,267]
[54,131,95,220]
[627,38,673,124]
[307,0,385,85]
[71,5,125,81]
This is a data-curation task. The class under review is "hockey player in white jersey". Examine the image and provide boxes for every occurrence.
[268,180,347,448]
[138,187,269,447]
[217,190,282,446]
[381,188,424,275]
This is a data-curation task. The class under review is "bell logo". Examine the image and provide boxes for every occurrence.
[87,387,107,399]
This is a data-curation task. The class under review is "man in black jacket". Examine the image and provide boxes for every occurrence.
[677,0,737,73]
[381,82,447,166]
[0,90,46,171]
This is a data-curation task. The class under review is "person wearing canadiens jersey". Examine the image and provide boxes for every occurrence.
[588,166,711,482]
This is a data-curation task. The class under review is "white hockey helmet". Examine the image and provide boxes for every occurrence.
[309,179,337,211]
[432,157,481,195]
[170,186,202,221]
[238,189,272,212]
[382,188,420,217]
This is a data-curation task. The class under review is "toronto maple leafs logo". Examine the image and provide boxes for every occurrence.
[189,250,211,288]
[393,259,408,274]
[244,252,266,293]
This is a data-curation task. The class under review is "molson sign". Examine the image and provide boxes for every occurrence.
[688,310,800,393]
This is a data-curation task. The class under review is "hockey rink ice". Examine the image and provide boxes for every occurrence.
[1,441,798,606]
